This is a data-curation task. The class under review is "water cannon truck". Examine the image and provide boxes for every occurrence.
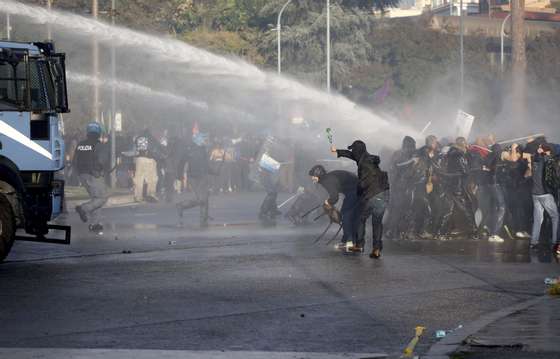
[0,40,71,261]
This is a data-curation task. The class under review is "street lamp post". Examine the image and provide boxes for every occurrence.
[110,0,117,188]
[92,0,99,123]
[47,0,52,40]
[500,13,512,73]
[326,0,331,93]
[459,0,464,104]
[277,0,292,74]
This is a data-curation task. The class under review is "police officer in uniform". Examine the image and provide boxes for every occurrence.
[74,122,109,234]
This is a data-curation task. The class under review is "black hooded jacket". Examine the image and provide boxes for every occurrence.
[177,143,211,179]
[391,136,416,171]
[390,136,416,185]
[318,170,358,205]
[444,145,469,193]
[484,143,503,185]
[336,141,389,200]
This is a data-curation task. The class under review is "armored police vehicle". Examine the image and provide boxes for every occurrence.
[0,41,70,261]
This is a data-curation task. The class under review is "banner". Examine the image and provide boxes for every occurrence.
[455,110,475,139]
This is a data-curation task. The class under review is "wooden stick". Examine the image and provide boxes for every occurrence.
[498,133,544,145]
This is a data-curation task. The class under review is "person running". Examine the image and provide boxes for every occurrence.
[74,122,110,235]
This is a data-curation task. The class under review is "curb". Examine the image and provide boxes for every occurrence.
[0,348,388,359]
[423,295,546,359]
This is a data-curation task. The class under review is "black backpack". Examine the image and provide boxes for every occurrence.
[544,157,560,195]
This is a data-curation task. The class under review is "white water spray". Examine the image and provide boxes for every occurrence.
[0,0,418,145]
[67,72,208,110]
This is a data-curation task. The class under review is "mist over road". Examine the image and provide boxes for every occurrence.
[1,193,556,358]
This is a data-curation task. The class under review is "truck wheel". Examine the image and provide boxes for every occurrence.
[0,193,16,262]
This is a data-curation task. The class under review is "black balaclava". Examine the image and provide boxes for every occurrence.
[348,140,367,160]
[402,136,416,155]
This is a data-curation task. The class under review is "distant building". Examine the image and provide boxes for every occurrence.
[382,0,559,19]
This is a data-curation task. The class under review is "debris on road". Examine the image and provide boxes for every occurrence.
[435,324,463,339]
[545,277,560,295]
[548,283,560,296]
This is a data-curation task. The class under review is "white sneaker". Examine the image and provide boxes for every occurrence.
[488,235,505,243]
[516,231,531,239]
[334,243,346,251]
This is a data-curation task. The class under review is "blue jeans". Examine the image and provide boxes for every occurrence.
[531,194,559,244]
[340,191,358,243]
[356,191,389,250]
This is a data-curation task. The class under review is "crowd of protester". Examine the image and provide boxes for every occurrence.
[385,134,560,248]
[64,127,265,201]
[65,124,560,250]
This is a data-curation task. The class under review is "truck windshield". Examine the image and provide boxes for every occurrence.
[30,60,56,111]
[0,60,27,111]
[0,58,59,112]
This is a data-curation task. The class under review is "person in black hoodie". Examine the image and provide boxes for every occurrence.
[176,133,213,228]
[403,135,440,239]
[386,136,416,239]
[309,165,359,248]
[331,140,389,258]
[483,135,506,242]
[435,137,477,238]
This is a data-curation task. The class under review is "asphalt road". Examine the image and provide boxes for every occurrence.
[1,192,559,358]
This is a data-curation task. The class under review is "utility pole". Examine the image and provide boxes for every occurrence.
[110,0,117,188]
[46,0,52,40]
[92,0,100,123]
[326,0,331,93]
[511,0,527,125]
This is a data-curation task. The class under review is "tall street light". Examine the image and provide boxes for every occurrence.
[47,0,52,40]
[277,0,292,74]
[92,0,100,123]
[110,0,117,188]
[326,0,331,93]
[459,0,464,104]
[500,13,512,73]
